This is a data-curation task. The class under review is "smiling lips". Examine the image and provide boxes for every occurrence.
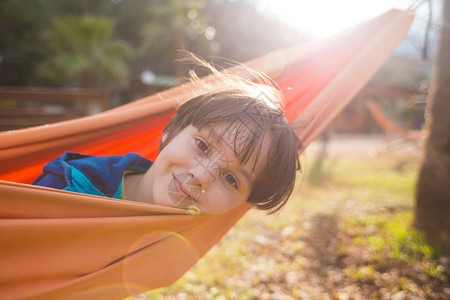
[174,175,196,202]
[166,173,199,209]
[168,173,204,208]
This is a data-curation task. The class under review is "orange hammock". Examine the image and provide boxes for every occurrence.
[365,99,425,141]
[0,9,413,299]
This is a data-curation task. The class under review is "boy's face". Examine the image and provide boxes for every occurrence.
[137,124,269,214]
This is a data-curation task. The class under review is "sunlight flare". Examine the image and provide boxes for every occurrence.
[259,0,403,37]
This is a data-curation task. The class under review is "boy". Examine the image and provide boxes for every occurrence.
[33,70,301,214]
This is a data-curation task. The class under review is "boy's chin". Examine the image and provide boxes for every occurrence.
[152,189,191,210]
[166,194,193,209]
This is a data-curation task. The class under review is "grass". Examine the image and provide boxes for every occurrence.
[132,140,449,299]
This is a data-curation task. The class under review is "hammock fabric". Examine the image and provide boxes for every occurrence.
[0,9,413,299]
[365,99,425,140]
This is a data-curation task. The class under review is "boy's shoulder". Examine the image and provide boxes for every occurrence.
[56,151,150,170]
[44,151,151,174]
[36,152,152,197]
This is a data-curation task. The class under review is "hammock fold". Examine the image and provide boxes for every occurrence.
[0,9,413,299]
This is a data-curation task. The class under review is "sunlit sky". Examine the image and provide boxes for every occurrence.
[258,0,412,37]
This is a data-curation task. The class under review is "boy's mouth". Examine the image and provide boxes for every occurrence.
[168,173,200,208]
[175,175,195,200]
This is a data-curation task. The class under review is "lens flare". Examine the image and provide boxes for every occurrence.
[121,231,200,295]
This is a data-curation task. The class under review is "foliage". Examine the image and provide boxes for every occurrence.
[202,0,309,63]
[135,0,216,78]
[38,16,132,88]
[0,0,306,92]
[0,0,56,86]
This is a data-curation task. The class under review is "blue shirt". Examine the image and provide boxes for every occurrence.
[33,152,152,199]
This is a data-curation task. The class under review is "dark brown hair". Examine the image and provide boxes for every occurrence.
[160,57,301,213]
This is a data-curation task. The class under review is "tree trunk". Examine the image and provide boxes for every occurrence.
[415,0,450,254]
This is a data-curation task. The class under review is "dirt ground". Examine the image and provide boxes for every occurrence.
[304,134,422,159]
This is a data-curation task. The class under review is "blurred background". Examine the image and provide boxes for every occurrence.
[0,0,439,133]
[1,1,449,299]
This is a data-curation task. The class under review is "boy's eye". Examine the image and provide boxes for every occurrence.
[195,138,209,154]
[223,173,238,189]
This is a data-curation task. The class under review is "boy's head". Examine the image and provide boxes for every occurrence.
[153,74,301,214]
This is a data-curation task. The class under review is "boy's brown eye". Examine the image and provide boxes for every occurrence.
[223,173,238,189]
[195,138,209,154]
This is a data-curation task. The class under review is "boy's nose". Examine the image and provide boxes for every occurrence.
[189,157,219,188]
